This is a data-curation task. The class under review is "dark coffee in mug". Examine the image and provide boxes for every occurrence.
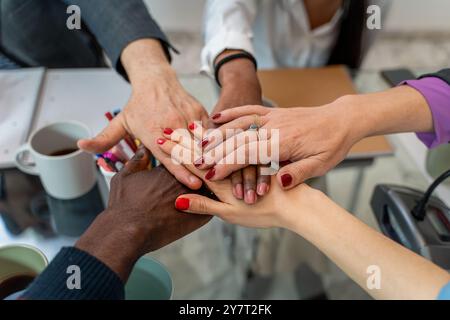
[0,273,36,299]
[49,148,79,157]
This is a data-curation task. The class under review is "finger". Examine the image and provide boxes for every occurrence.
[202,116,256,151]
[157,149,203,190]
[189,120,209,142]
[163,129,201,154]
[198,116,215,147]
[242,166,257,204]
[209,140,273,181]
[120,145,151,177]
[157,137,201,167]
[157,138,217,191]
[256,165,271,196]
[77,113,127,153]
[136,127,202,189]
[210,105,269,124]
[230,171,244,200]
[277,158,324,190]
[175,194,232,219]
[200,129,259,168]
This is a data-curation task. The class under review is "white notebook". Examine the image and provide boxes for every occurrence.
[0,68,45,169]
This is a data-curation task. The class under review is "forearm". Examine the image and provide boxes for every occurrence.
[288,193,450,300]
[347,86,434,141]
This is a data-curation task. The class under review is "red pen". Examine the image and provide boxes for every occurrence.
[97,157,115,172]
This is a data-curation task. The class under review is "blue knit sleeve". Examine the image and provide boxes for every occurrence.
[21,247,124,300]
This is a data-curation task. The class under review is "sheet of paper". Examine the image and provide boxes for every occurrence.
[0,68,45,168]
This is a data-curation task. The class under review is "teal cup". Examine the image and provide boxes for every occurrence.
[125,256,173,300]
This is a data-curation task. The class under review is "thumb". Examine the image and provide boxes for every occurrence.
[121,145,151,176]
[175,194,231,219]
[78,113,127,153]
[277,158,322,190]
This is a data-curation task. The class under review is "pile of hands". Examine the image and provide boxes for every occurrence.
[75,41,369,280]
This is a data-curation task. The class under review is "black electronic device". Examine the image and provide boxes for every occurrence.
[371,184,450,270]
[381,68,416,87]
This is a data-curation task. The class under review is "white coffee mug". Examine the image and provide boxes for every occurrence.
[15,121,97,200]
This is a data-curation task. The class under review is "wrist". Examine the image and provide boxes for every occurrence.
[213,57,262,113]
[75,210,147,282]
[121,39,173,86]
[219,60,260,89]
[280,186,337,236]
[332,94,373,144]
[216,50,259,88]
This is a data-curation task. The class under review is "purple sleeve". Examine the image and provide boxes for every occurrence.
[401,77,450,148]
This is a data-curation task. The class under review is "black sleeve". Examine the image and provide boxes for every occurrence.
[418,68,450,85]
[21,247,124,300]
[62,0,177,78]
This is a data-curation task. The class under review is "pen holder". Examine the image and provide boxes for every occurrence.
[99,166,116,190]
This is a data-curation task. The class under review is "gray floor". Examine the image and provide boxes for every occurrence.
[165,31,450,299]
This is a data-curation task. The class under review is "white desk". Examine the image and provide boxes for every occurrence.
[31,69,218,135]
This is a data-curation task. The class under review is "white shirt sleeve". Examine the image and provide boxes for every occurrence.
[201,0,257,75]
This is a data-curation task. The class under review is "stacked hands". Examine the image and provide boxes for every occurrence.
[69,46,450,299]
[154,95,362,210]
[155,119,327,230]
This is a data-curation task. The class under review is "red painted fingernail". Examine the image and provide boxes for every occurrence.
[157,138,166,145]
[212,113,221,120]
[188,123,196,130]
[281,174,292,187]
[175,198,190,210]
[205,168,216,180]
[163,128,173,135]
[201,139,209,148]
[194,157,204,167]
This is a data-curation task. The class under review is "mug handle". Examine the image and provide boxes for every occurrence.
[15,144,39,176]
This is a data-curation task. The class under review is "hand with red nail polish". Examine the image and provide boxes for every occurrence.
[170,147,323,230]
[201,99,361,191]
[154,135,315,229]
[173,151,450,301]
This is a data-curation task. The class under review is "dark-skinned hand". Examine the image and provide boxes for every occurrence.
[76,146,212,282]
